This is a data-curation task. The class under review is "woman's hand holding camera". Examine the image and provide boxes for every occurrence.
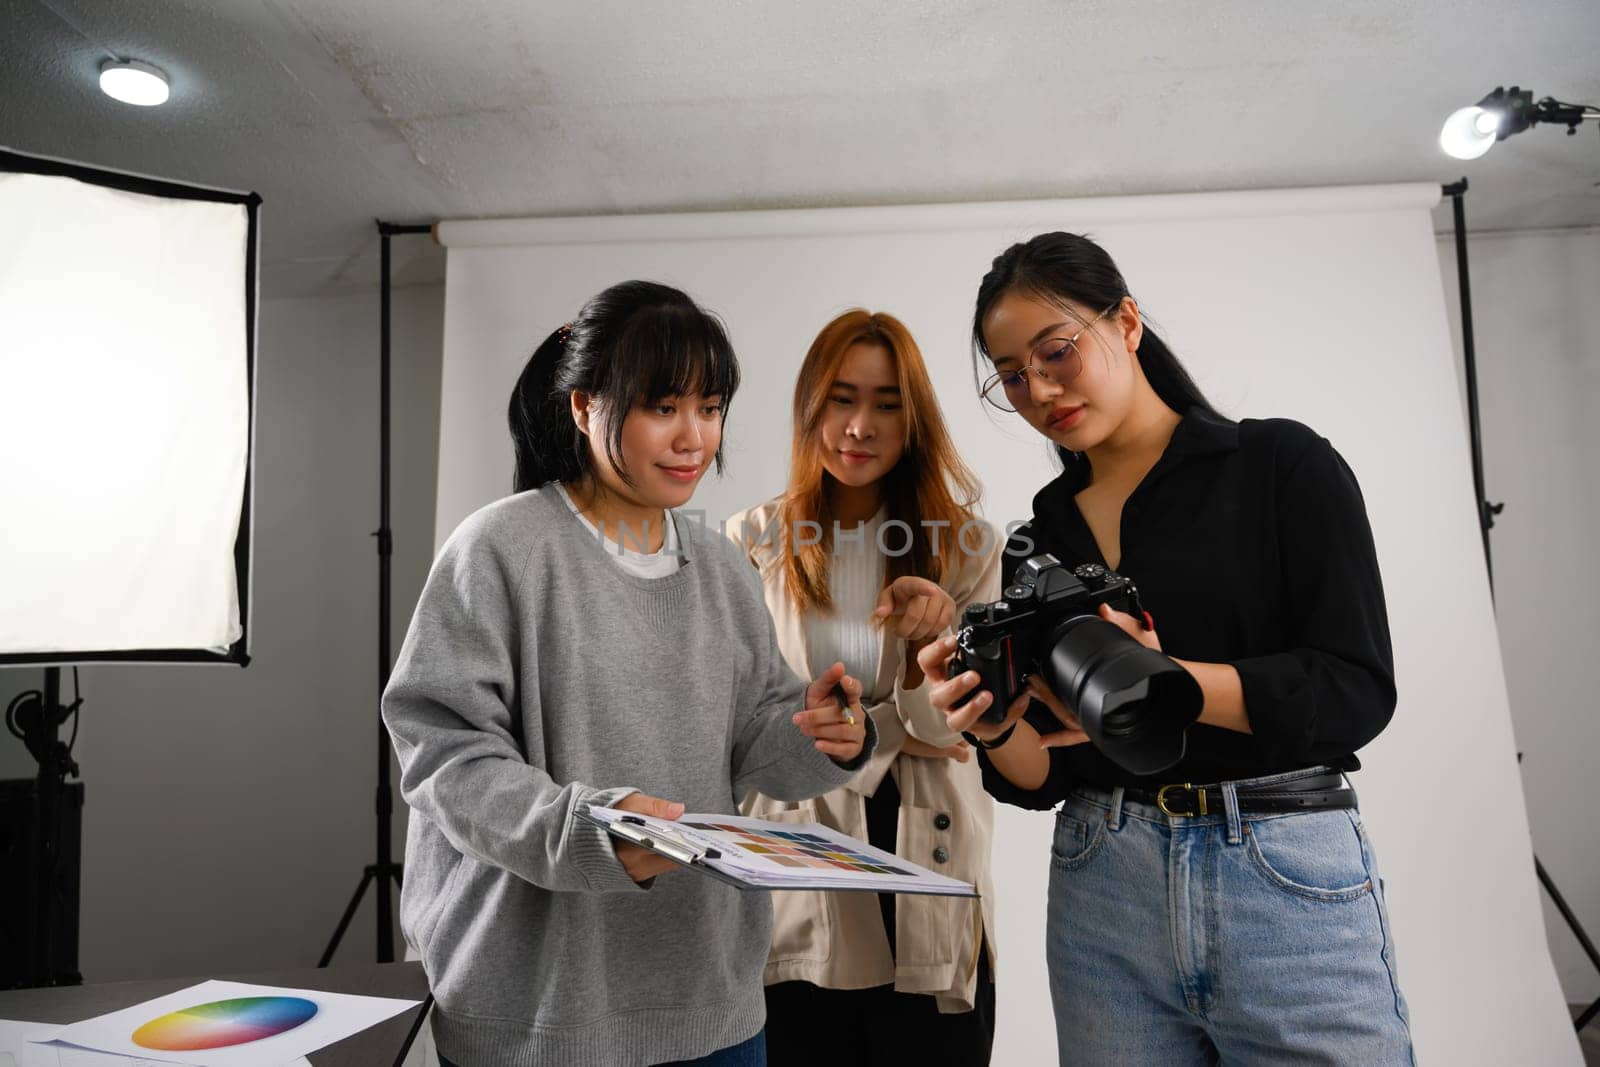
[1095,601,1162,650]
[916,634,1051,790]
[1026,676,1091,750]
[916,634,1030,744]
[1028,603,1162,748]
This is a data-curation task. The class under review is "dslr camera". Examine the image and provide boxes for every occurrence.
[951,554,1202,774]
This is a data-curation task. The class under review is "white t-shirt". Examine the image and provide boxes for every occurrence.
[557,484,684,579]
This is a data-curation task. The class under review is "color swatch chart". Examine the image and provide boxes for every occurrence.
[585,806,976,896]
[680,820,919,877]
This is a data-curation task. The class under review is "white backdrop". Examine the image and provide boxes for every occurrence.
[431,186,1579,1064]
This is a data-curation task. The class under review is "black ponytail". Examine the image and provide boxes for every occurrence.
[507,280,742,493]
[509,329,578,492]
[971,232,1219,470]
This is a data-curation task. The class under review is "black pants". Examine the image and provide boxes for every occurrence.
[762,774,995,1066]
[763,946,994,1066]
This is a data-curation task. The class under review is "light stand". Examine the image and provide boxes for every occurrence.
[2,667,83,988]
[320,219,434,968]
[1444,178,1600,1032]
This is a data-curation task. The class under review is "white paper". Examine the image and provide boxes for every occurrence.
[5,1019,311,1067]
[53,1049,311,1067]
[0,1020,62,1067]
[55,1045,311,1067]
[38,981,415,1067]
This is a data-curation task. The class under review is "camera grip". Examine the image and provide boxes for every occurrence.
[949,646,1023,725]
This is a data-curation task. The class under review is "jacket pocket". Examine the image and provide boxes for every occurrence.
[893,801,958,968]
[757,800,835,963]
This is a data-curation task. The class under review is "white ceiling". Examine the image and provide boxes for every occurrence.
[4,0,1597,298]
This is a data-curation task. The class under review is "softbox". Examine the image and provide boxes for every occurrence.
[0,148,258,664]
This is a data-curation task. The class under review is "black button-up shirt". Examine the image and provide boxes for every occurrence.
[979,407,1397,804]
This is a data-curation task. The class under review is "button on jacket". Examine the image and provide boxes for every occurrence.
[725,497,1003,1013]
[982,408,1398,805]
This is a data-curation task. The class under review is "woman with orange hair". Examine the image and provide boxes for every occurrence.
[725,310,1002,1064]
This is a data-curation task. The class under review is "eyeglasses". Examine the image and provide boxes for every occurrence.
[979,303,1119,413]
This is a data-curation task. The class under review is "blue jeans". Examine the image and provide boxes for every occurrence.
[438,1030,764,1067]
[1046,769,1413,1065]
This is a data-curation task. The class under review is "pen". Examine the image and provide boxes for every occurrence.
[831,682,857,728]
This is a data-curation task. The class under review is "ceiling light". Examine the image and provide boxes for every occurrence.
[1440,86,1599,160]
[98,60,170,107]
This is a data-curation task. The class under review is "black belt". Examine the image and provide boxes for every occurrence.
[1117,773,1356,817]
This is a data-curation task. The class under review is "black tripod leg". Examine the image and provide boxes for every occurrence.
[1534,855,1600,1032]
[320,866,376,968]
[390,992,435,1067]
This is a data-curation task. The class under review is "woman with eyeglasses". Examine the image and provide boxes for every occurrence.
[916,232,1414,1064]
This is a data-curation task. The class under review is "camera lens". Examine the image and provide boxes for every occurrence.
[1038,615,1202,775]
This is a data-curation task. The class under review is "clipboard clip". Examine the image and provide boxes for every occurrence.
[615,815,722,863]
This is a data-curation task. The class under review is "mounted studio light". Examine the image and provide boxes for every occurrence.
[1439,86,1599,160]
[0,146,260,988]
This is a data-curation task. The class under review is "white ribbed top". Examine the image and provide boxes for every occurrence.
[804,510,886,692]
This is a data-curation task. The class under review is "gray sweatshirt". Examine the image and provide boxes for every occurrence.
[382,486,872,1067]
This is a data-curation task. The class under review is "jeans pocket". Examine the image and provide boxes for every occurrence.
[1244,810,1373,903]
[1051,807,1108,871]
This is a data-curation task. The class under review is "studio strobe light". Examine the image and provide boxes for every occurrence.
[0,148,260,988]
[1440,86,1600,160]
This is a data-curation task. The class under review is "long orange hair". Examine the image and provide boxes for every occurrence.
[780,310,981,614]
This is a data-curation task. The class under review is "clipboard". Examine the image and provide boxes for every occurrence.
[580,805,978,897]
[585,812,750,892]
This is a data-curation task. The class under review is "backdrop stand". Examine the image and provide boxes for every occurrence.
[320,219,433,968]
[1444,178,1600,1032]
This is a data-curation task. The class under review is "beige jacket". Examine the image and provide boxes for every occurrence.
[725,498,1003,1013]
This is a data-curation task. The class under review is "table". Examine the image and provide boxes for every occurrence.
[0,961,430,1067]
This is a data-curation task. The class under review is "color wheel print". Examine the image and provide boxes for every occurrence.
[132,996,318,1050]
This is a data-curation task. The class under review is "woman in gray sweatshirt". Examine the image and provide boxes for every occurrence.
[383,281,875,1067]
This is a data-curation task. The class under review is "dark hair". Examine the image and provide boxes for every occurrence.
[971,232,1219,468]
[508,280,741,493]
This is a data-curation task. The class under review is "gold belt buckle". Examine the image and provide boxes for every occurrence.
[1156,782,1208,817]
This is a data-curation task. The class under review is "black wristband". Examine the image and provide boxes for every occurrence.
[962,723,1018,751]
